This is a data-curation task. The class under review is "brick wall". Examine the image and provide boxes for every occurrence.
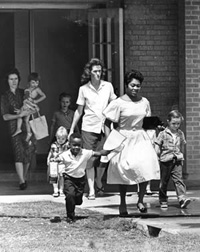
[185,0,200,179]
[124,0,179,122]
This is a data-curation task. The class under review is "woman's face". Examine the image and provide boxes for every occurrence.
[8,73,19,91]
[126,78,141,98]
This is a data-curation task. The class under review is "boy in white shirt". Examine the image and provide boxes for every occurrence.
[58,133,110,223]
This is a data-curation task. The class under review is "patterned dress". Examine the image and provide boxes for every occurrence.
[103,97,160,185]
[1,88,32,163]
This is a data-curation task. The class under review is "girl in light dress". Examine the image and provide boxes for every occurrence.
[12,72,46,142]
[103,69,160,215]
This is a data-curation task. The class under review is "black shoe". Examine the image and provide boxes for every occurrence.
[66,217,75,224]
[50,216,61,223]
[180,198,191,209]
[19,182,26,190]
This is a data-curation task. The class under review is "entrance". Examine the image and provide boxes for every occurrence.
[0,10,88,162]
[0,7,123,164]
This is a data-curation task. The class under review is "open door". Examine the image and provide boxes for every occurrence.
[88,8,124,96]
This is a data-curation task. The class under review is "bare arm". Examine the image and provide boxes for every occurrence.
[3,109,31,121]
[34,88,46,104]
[93,149,111,157]
[69,105,84,137]
[104,118,113,138]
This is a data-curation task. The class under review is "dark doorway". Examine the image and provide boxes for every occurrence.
[0,13,15,162]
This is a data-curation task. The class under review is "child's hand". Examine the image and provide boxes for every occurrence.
[101,150,111,156]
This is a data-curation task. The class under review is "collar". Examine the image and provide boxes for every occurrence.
[88,80,105,91]
[69,149,83,158]
[165,127,180,136]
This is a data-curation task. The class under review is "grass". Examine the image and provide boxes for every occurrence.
[0,201,200,252]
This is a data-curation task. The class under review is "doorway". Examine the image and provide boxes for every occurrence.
[0,10,88,163]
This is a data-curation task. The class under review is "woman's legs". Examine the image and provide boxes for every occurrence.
[137,181,148,212]
[119,184,128,215]
[138,181,148,203]
[15,162,30,188]
[86,167,95,198]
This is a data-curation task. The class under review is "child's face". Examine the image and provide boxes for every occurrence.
[56,135,67,145]
[167,117,181,133]
[70,137,82,156]
[30,80,39,88]
[60,97,71,112]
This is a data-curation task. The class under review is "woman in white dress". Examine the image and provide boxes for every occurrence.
[103,69,160,215]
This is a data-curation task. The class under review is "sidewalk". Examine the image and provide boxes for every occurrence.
[1,181,200,237]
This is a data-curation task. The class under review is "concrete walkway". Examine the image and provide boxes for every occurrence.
[1,181,200,237]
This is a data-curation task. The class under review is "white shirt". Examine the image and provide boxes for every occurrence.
[76,80,117,134]
[59,149,93,178]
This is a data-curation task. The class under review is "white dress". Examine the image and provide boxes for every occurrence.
[103,97,160,185]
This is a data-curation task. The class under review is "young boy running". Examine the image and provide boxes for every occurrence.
[57,133,110,223]
[154,110,191,209]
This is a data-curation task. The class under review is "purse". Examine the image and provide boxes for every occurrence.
[48,161,58,184]
[29,112,49,140]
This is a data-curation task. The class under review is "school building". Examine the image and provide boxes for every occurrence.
[0,0,200,184]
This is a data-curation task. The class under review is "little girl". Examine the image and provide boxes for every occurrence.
[12,72,46,142]
[47,126,69,197]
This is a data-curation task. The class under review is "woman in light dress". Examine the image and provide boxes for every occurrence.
[103,69,160,215]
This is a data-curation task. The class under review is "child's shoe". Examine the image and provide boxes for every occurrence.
[52,191,59,197]
[160,201,168,208]
[66,217,75,224]
[59,190,65,197]
[179,198,191,209]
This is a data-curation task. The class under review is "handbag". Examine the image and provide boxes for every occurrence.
[29,112,49,140]
[48,161,58,184]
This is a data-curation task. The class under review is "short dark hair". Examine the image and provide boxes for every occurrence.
[6,68,21,83]
[81,58,106,85]
[28,72,40,82]
[167,110,184,122]
[69,132,82,142]
[124,69,144,86]
[59,92,71,102]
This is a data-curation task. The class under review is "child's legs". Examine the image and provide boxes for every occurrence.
[58,175,64,192]
[17,117,23,130]
[159,161,173,202]
[74,176,85,205]
[63,175,76,219]
[53,183,58,193]
[171,161,186,201]
[24,115,31,134]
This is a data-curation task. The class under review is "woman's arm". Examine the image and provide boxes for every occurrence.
[69,105,84,137]
[2,110,31,121]
[104,118,113,138]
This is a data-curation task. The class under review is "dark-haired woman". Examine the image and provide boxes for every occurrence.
[69,58,117,199]
[1,68,33,190]
[103,69,160,215]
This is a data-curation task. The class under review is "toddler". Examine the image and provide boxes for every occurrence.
[154,110,191,209]
[12,72,46,142]
[47,126,68,197]
[56,132,110,223]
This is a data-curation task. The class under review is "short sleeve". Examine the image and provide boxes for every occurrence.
[1,94,9,115]
[145,99,151,117]
[103,99,120,123]
[76,86,85,106]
